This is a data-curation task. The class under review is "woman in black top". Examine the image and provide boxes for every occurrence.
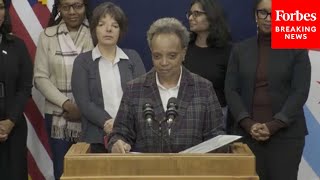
[0,0,33,179]
[184,0,231,128]
[225,0,310,179]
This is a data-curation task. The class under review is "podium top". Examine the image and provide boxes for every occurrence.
[66,142,253,156]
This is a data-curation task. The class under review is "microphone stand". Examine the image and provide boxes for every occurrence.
[145,113,172,152]
[159,118,172,153]
[159,120,163,153]
[146,116,168,153]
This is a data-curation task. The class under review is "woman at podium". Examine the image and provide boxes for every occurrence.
[108,17,225,153]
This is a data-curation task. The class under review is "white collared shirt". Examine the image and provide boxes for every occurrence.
[156,67,182,111]
[92,45,129,118]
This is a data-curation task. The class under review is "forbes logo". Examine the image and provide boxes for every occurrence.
[275,10,317,21]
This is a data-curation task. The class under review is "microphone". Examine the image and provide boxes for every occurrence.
[166,97,178,135]
[143,103,154,127]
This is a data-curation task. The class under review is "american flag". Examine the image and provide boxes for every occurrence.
[9,0,54,179]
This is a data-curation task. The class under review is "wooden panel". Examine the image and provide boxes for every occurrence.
[62,143,259,180]
[61,175,259,180]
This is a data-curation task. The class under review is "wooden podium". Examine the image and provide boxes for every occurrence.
[61,143,259,180]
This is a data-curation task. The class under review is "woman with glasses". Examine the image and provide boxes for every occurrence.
[225,0,310,179]
[71,2,145,153]
[33,0,93,179]
[184,0,232,130]
[0,0,33,179]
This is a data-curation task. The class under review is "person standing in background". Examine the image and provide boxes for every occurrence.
[0,0,33,179]
[184,0,232,129]
[72,2,145,153]
[33,0,93,179]
[225,0,311,179]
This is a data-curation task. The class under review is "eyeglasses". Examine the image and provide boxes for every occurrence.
[256,9,271,19]
[59,3,85,12]
[186,10,206,19]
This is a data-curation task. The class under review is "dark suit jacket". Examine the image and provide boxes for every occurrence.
[0,35,33,124]
[0,35,32,180]
[225,36,311,138]
[108,67,224,153]
[72,48,146,144]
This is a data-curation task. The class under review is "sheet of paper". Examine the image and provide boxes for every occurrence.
[179,135,242,153]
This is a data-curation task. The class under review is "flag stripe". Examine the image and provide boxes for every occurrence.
[298,158,319,180]
[31,3,50,28]
[12,0,43,45]
[28,0,39,6]
[24,99,52,156]
[27,151,46,180]
[303,106,320,176]
[9,6,37,59]
[46,0,54,12]
[26,116,55,180]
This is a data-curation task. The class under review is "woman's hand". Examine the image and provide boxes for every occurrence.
[0,119,15,142]
[62,100,81,121]
[250,123,270,141]
[104,119,114,134]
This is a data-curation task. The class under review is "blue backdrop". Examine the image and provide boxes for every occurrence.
[88,0,256,70]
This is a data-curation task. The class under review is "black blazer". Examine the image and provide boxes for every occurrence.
[225,36,311,138]
[0,35,33,124]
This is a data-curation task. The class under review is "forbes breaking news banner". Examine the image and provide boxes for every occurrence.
[272,0,320,49]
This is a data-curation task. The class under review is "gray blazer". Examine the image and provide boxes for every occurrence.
[72,48,146,144]
[225,36,311,138]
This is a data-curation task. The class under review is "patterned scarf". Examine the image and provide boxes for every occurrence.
[51,19,92,141]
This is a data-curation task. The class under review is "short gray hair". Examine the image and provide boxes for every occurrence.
[147,17,190,49]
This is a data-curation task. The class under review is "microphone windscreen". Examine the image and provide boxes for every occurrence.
[167,97,178,109]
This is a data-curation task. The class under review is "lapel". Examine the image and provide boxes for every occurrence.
[0,41,9,83]
[176,67,194,122]
[93,59,104,106]
[246,37,259,81]
[143,69,165,123]
[169,67,194,139]
[118,59,131,91]
[266,48,289,92]
[242,38,259,109]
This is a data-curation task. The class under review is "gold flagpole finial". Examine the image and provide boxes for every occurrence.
[38,0,47,5]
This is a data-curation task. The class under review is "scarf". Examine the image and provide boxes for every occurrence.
[51,19,92,141]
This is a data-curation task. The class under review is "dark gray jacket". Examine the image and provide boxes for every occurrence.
[225,37,311,138]
[72,48,146,144]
